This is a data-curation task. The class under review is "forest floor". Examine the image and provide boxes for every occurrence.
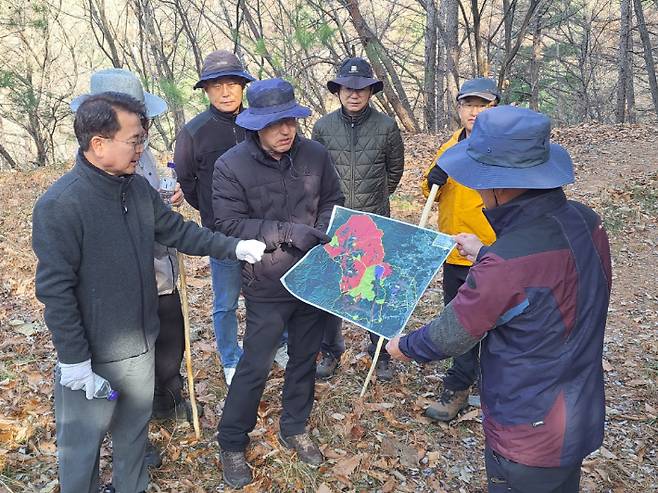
[0,124,656,493]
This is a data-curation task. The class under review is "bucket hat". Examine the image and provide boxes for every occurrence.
[236,78,311,131]
[457,77,500,103]
[327,57,383,94]
[438,106,574,189]
[194,50,255,89]
[70,68,167,118]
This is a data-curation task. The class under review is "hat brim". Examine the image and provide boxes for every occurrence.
[194,70,256,89]
[438,139,574,190]
[457,91,498,102]
[327,76,383,94]
[70,91,168,118]
[236,104,312,131]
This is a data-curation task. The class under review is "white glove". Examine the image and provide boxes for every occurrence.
[59,359,96,400]
[235,239,266,264]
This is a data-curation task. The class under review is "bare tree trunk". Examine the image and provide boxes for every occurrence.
[633,0,658,117]
[616,0,631,122]
[497,0,541,89]
[341,0,420,132]
[443,0,460,128]
[87,0,123,67]
[0,142,18,169]
[530,5,543,111]
[470,0,486,76]
[424,0,438,132]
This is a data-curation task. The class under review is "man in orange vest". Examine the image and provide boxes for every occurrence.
[420,77,498,421]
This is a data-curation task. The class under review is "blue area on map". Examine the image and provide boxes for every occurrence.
[281,206,455,339]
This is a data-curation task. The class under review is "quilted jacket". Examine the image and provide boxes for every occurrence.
[312,105,404,217]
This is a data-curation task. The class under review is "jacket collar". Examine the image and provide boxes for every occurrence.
[208,104,241,123]
[244,131,301,169]
[75,150,134,199]
[483,188,567,237]
[340,104,372,126]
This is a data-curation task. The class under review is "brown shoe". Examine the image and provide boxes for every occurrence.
[278,431,323,466]
[424,388,470,422]
[219,448,252,489]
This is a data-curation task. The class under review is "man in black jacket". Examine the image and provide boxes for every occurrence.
[312,57,405,381]
[174,50,257,386]
[213,79,344,489]
[32,92,265,493]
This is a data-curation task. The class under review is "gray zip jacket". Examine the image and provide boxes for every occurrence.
[33,152,239,364]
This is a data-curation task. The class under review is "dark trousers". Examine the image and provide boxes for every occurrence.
[153,290,185,413]
[485,446,582,493]
[320,315,390,361]
[442,263,480,391]
[218,299,324,451]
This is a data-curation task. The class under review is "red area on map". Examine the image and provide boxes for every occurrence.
[324,215,392,293]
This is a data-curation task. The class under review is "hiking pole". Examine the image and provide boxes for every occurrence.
[360,184,440,397]
[178,254,202,439]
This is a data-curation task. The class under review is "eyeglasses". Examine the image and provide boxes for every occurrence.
[459,102,495,111]
[101,134,148,150]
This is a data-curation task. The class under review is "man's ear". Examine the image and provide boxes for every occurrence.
[88,135,105,156]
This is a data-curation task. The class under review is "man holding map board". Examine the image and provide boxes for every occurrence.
[387,106,612,493]
[212,78,344,489]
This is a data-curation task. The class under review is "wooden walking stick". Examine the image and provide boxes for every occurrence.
[177,254,201,439]
[360,184,440,397]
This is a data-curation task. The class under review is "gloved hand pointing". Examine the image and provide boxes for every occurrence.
[235,239,266,264]
[59,359,96,400]
[287,224,331,252]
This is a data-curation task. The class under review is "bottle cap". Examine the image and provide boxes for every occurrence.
[167,161,176,168]
[107,390,119,401]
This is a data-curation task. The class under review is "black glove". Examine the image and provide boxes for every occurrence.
[427,163,448,188]
[286,223,331,252]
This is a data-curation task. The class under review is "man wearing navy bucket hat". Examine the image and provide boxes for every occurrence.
[212,78,344,488]
[387,106,612,492]
[312,57,404,381]
[174,50,257,387]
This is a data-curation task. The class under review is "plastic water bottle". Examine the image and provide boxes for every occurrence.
[94,376,119,401]
[159,161,177,205]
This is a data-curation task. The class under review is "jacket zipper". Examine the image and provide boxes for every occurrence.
[121,186,149,353]
[350,121,356,208]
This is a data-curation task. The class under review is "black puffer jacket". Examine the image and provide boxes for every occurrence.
[312,105,404,217]
[212,132,344,301]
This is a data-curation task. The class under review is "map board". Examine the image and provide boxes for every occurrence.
[281,206,455,339]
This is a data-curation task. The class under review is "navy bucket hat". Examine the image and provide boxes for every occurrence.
[236,78,312,131]
[327,57,383,94]
[438,106,574,189]
[70,68,168,118]
[194,50,255,89]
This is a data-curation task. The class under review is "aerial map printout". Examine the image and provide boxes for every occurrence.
[281,206,455,339]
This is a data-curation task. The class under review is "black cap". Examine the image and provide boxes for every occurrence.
[326,57,383,94]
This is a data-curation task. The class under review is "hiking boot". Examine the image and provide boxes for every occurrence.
[278,431,324,466]
[274,344,289,369]
[152,399,204,423]
[219,448,252,489]
[145,440,162,468]
[375,358,393,381]
[425,388,470,422]
[315,353,339,380]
